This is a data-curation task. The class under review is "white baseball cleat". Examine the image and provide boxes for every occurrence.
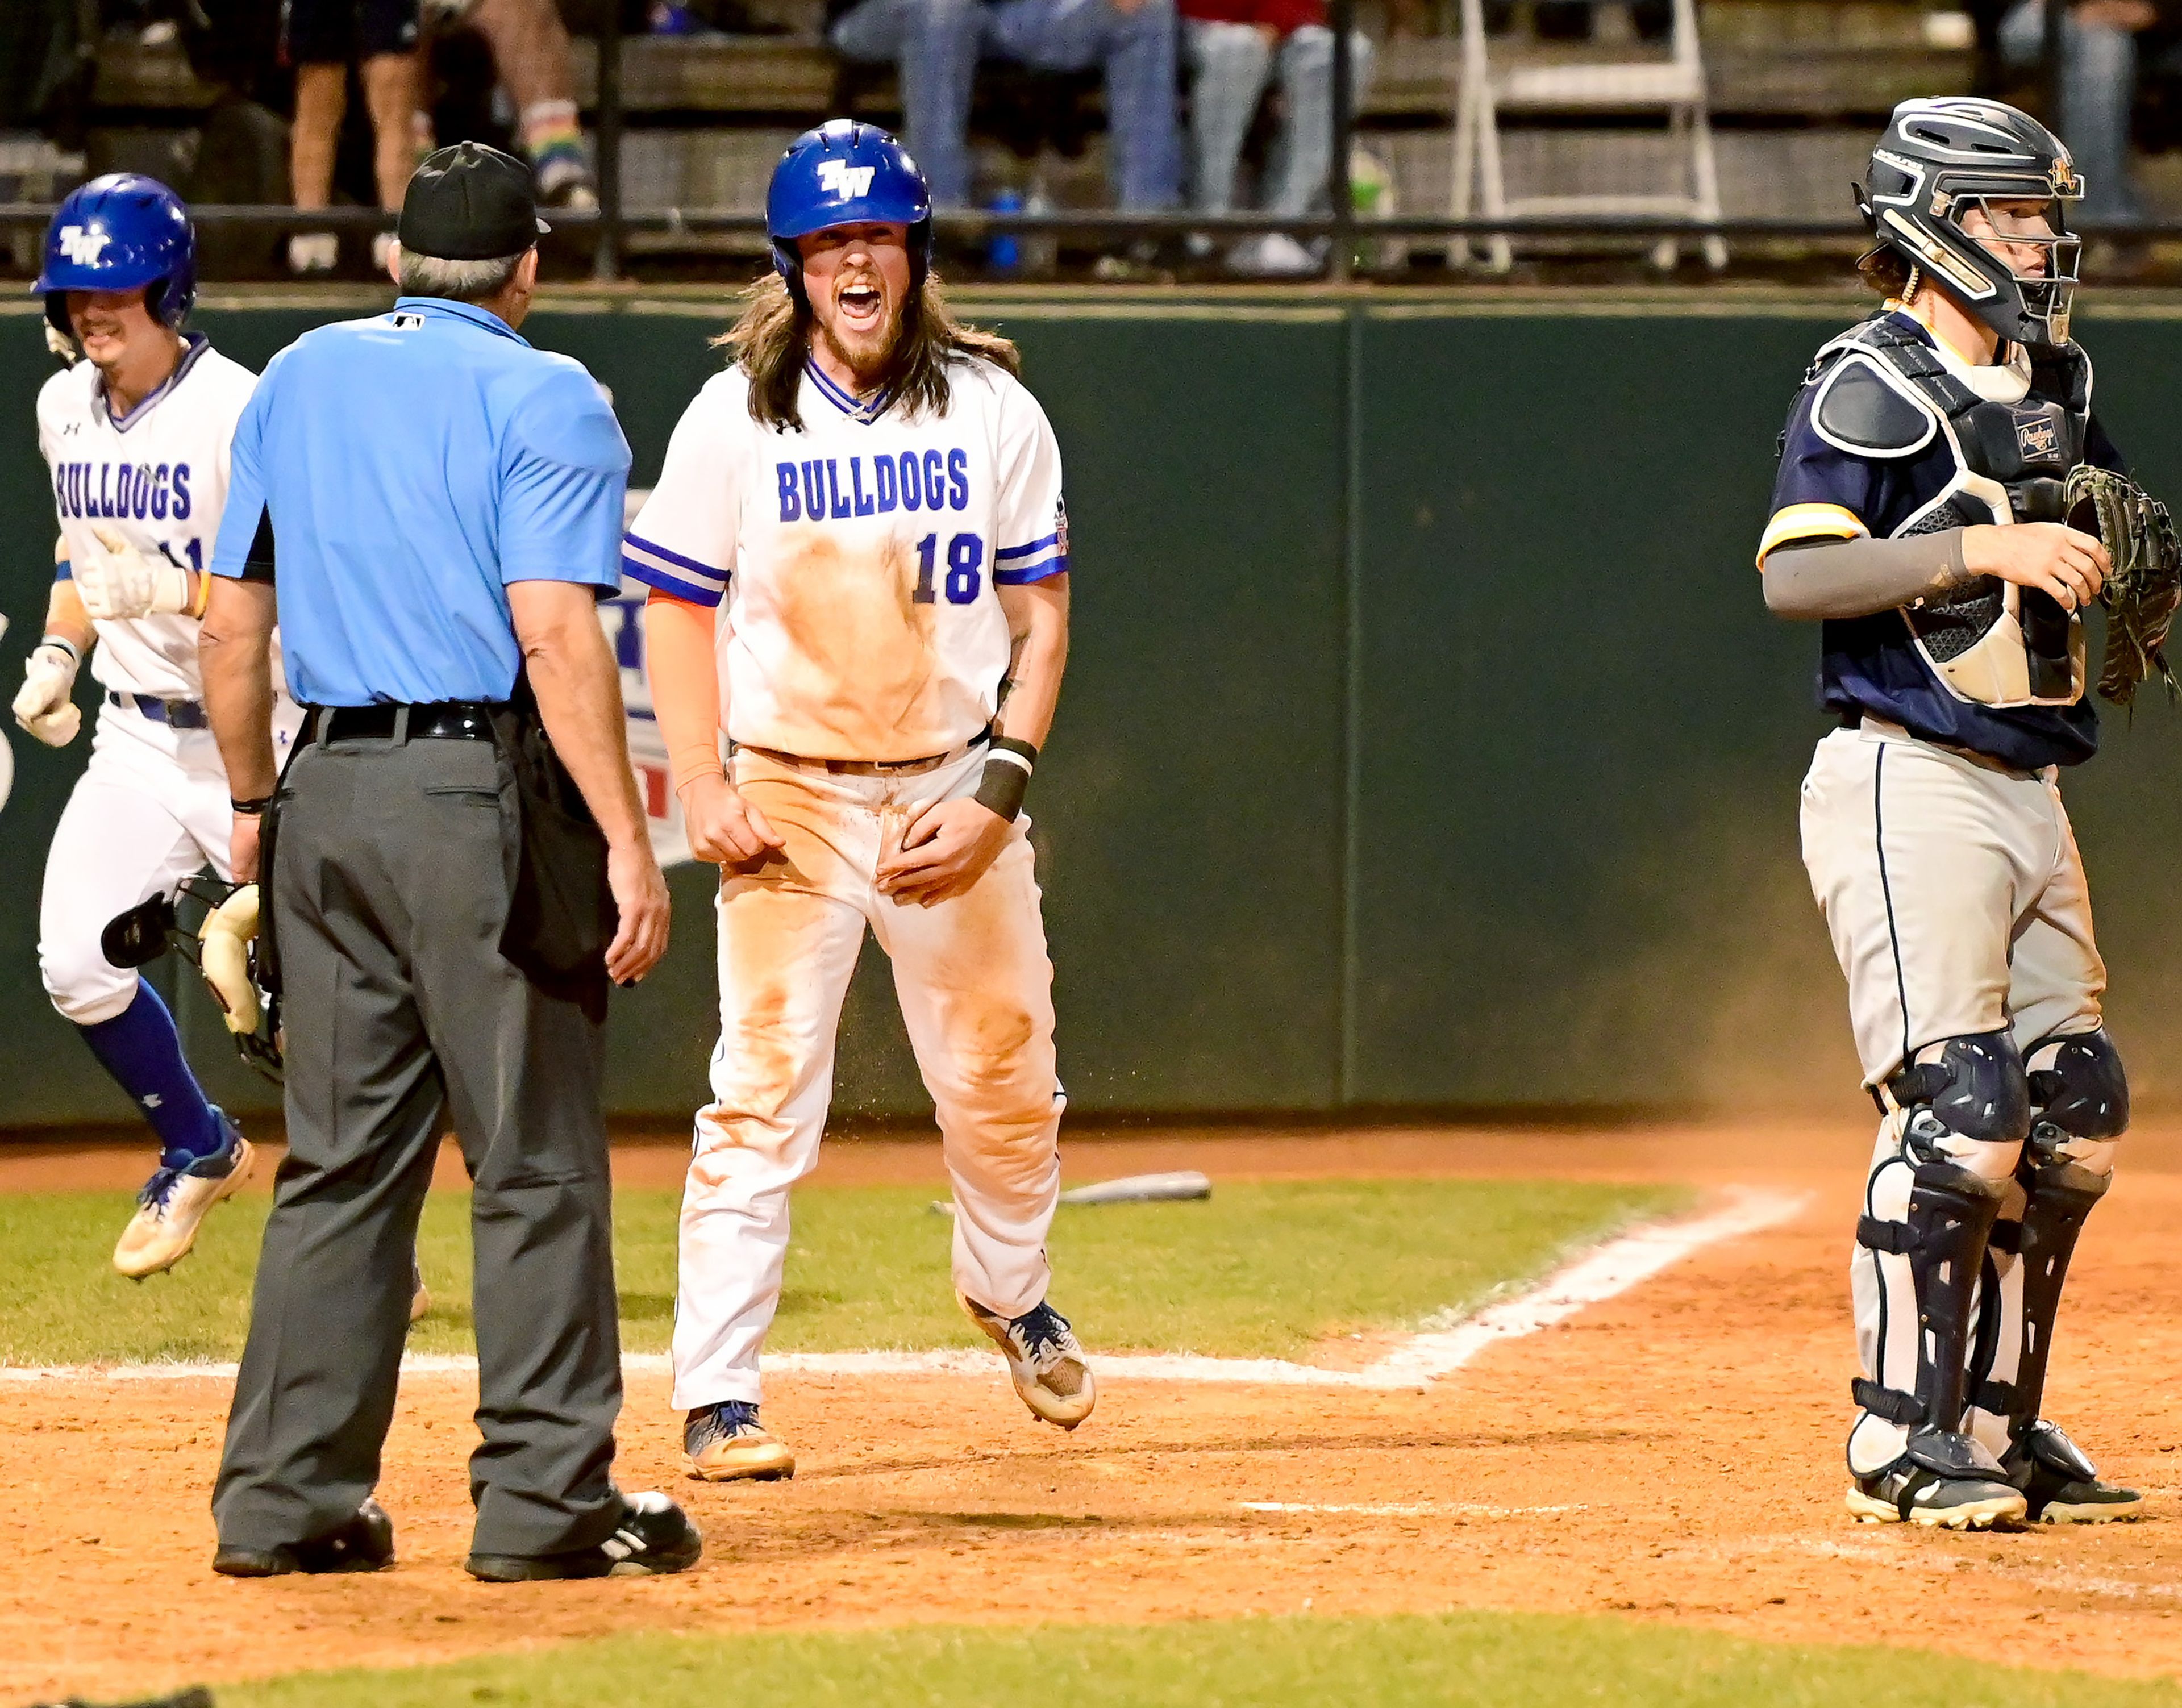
[960,1294,1097,1429]
[409,1256,431,1324]
[113,1115,255,1279]
[684,1401,796,1482]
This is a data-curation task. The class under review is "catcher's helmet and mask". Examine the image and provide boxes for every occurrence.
[34,174,198,358]
[1856,98,2083,349]
[765,120,933,307]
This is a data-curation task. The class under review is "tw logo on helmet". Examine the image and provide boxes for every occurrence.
[57,225,111,266]
[817,160,877,201]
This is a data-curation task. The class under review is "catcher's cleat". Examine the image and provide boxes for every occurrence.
[2004,1420,2143,1524]
[409,1255,431,1325]
[213,1499,395,1577]
[960,1294,1097,1429]
[685,1401,795,1482]
[465,1492,702,1581]
[113,1114,253,1280]
[1847,1430,2027,1530]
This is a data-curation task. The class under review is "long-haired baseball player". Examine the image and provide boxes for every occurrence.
[1763,99,2143,1529]
[18,177,300,1278]
[630,120,1089,1481]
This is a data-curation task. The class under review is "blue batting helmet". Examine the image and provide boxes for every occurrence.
[34,174,198,345]
[765,120,933,304]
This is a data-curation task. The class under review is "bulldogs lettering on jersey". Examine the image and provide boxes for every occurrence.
[623,357,1068,762]
[36,335,259,701]
[1759,310,2123,772]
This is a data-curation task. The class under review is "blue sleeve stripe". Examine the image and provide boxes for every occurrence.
[623,555,724,607]
[993,553,1069,585]
[623,529,724,582]
[996,531,1061,561]
[53,559,71,582]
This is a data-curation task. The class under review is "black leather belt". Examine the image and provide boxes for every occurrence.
[310,702,502,743]
[108,690,209,730]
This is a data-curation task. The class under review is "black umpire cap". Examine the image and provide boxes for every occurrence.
[398,141,551,260]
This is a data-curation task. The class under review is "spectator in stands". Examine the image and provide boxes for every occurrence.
[1181,0,1371,274]
[1999,0,2182,223]
[284,0,427,273]
[429,0,599,208]
[827,0,1181,214]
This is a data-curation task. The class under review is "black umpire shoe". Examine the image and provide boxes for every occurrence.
[213,1498,395,1576]
[464,1492,702,1582]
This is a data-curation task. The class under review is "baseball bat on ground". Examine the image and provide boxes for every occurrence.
[930,1171,1211,1215]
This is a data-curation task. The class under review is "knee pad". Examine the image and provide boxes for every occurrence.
[2025,1030,2126,1174]
[1886,1031,2030,1176]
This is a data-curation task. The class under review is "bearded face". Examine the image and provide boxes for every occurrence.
[798,222,913,384]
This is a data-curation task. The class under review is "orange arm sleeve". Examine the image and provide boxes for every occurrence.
[642,587,727,793]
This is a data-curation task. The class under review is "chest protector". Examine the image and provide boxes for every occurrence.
[1808,316,2091,709]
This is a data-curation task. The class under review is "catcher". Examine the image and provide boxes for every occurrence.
[1760,98,2176,1530]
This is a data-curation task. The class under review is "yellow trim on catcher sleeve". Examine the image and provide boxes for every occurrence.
[1757,502,1869,569]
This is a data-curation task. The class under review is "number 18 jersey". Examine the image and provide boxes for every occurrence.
[622,355,1068,763]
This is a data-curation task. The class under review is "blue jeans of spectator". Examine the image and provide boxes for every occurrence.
[1184,19,1373,215]
[1998,1,2142,221]
[830,0,1182,210]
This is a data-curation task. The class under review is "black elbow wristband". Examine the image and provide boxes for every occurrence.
[973,735,1038,821]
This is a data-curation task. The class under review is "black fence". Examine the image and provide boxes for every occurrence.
[0,5,2097,282]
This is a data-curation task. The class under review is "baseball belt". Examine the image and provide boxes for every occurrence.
[107,689,209,730]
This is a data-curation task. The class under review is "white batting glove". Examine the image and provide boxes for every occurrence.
[13,640,82,747]
[77,524,191,622]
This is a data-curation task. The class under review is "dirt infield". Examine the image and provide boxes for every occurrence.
[10,1120,2182,1702]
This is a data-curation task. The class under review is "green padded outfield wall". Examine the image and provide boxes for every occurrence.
[3,290,2181,1127]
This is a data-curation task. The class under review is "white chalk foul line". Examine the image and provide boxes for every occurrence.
[0,1186,1806,1390]
[1362,1184,1808,1386]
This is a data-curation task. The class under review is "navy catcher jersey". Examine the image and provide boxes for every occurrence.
[1762,311,2124,772]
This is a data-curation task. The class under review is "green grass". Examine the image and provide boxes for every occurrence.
[0,1177,1682,1367]
[216,1613,2182,1708]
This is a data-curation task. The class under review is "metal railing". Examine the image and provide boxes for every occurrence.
[13,4,2089,281]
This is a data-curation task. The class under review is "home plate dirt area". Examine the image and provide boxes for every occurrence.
[7,1120,2182,1703]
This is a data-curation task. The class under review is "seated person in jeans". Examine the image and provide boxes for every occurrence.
[1182,0,1371,274]
[1999,0,2182,225]
[828,0,1182,211]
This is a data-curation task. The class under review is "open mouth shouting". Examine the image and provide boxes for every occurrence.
[835,275,888,335]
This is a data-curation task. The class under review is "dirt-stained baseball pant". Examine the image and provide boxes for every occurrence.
[1800,717,2114,1476]
[672,743,1064,1411]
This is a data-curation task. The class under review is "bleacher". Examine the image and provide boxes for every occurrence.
[24,0,2152,277]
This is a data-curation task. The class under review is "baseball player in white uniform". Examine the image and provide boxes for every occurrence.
[627,122,1089,1481]
[19,176,301,1280]
[1764,102,2142,1528]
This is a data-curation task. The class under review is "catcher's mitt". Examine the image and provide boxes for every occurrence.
[99,878,283,1084]
[2066,464,2182,705]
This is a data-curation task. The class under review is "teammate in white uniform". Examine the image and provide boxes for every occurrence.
[1764,102,2141,1529]
[628,122,1090,1481]
[16,177,300,1279]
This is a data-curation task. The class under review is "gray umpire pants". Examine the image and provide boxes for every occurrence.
[212,720,626,1560]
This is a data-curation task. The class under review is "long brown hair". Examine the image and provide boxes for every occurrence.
[1856,245,1916,301]
[716,270,1021,431]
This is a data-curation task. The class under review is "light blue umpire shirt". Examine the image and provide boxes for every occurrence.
[209,297,630,707]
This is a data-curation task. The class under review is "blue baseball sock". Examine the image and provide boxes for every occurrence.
[77,982,227,1168]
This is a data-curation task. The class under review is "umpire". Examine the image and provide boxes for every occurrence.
[197,142,698,1582]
